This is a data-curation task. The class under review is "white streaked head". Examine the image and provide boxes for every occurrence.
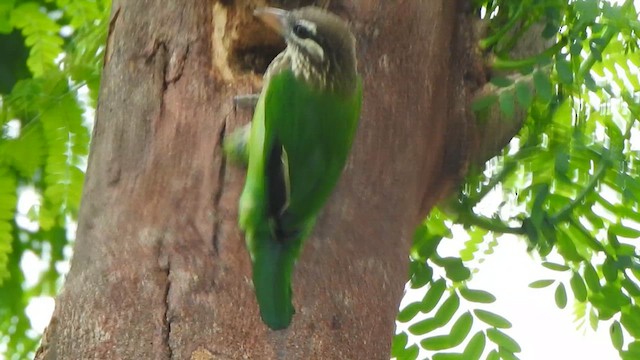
[254,6,358,92]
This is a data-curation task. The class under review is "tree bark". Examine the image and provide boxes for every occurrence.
[39,0,481,358]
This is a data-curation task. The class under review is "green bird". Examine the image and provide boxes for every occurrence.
[229,6,362,329]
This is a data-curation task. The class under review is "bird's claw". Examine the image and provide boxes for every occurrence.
[234,94,260,109]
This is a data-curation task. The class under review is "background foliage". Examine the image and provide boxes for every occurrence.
[0,0,638,359]
[0,0,108,358]
[393,0,640,359]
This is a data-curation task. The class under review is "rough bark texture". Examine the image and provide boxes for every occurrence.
[40,0,484,359]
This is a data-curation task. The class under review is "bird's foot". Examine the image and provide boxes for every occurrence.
[233,94,260,110]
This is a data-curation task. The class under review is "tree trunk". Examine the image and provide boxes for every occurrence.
[39,0,481,358]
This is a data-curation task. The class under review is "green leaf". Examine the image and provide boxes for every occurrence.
[570,272,587,302]
[460,226,487,262]
[555,283,567,309]
[621,306,640,338]
[420,312,472,351]
[462,331,486,360]
[542,262,569,271]
[404,345,419,360]
[0,0,107,357]
[556,229,584,262]
[407,317,440,336]
[432,353,463,360]
[609,223,640,238]
[583,263,601,292]
[533,69,552,102]
[555,58,573,84]
[0,124,46,178]
[515,81,533,108]
[10,3,63,77]
[426,210,451,237]
[591,285,630,320]
[437,257,471,282]
[408,293,460,335]
[421,278,447,313]
[449,312,473,346]
[459,287,496,304]
[584,71,598,91]
[474,309,512,329]
[0,0,15,33]
[397,301,422,323]
[391,334,420,359]
[575,0,598,22]
[622,276,640,297]
[617,245,636,258]
[554,150,570,176]
[490,76,514,87]
[471,94,499,113]
[39,81,86,220]
[541,21,558,39]
[589,39,603,62]
[421,335,454,351]
[412,226,442,260]
[589,307,599,331]
[499,348,520,360]
[610,321,624,350]
[410,262,433,289]
[486,350,500,360]
[529,279,555,288]
[486,328,521,353]
[569,41,582,57]
[0,30,30,92]
[391,332,408,356]
[627,341,640,356]
[602,258,618,282]
[498,90,515,118]
[0,167,17,285]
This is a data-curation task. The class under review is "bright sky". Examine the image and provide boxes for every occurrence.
[465,237,613,360]
[472,239,617,360]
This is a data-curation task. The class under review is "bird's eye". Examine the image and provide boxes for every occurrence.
[293,24,312,39]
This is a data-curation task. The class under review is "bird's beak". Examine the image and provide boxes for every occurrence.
[254,7,289,36]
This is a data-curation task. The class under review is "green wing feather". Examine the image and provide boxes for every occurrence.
[239,69,362,329]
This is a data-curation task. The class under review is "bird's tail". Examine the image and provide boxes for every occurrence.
[251,234,296,330]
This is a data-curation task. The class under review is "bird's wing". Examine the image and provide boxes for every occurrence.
[265,140,290,219]
[262,70,363,233]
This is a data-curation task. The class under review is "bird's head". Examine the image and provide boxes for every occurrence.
[254,6,358,93]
